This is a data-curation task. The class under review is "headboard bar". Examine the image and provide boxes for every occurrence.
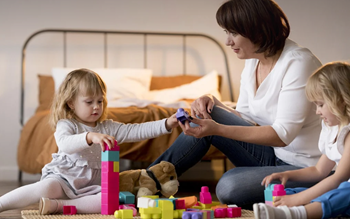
[20,29,233,126]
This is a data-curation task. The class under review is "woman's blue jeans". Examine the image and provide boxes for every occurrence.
[150,105,318,209]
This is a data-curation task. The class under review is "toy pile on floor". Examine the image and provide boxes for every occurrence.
[112,186,242,219]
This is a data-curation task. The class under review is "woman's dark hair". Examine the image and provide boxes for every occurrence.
[216,0,290,57]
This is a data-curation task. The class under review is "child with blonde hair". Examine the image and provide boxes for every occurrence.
[0,68,179,215]
[254,62,350,219]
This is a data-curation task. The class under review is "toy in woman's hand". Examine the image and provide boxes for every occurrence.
[176,108,191,124]
[119,161,179,198]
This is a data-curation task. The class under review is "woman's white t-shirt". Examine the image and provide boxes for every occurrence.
[236,39,322,167]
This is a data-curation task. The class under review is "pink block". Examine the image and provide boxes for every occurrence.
[101,161,115,172]
[175,199,186,209]
[101,203,119,215]
[214,208,227,218]
[273,184,286,196]
[227,207,241,217]
[200,210,212,219]
[119,204,137,216]
[105,140,120,151]
[101,192,119,205]
[63,206,77,215]
[200,186,212,204]
[265,201,273,206]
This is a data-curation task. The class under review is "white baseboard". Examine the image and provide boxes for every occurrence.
[0,166,41,182]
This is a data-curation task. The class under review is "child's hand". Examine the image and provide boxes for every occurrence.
[273,193,304,207]
[261,172,289,187]
[86,132,116,152]
[165,113,180,131]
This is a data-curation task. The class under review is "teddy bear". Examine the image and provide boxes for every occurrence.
[119,161,179,198]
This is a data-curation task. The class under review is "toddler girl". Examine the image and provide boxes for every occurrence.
[254,62,350,219]
[0,68,179,214]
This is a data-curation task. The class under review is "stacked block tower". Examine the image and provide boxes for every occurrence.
[101,141,120,215]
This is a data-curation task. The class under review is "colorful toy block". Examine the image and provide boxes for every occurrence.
[139,207,162,219]
[119,191,135,204]
[214,208,227,218]
[176,108,191,124]
[200,186,212,204]
[63,206,77,215]
[214,207,241,218]
[173,209,186,218]
[182,211,203,219]
[158,200,174,219]
[175,199,186,209]
[114,209,133,219]
[227,207,241,218]
[101,141,120,215]
[137,197,157,208]
[272,184,286,204]
[178,196,197,208]
[264,183,276,206]
[119,204,137,216]
[200,210,214,219]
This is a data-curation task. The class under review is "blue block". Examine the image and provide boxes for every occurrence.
[119,191,135,204]
[101,151,119,162]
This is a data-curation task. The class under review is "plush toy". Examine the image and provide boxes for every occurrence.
[119,161,179,198]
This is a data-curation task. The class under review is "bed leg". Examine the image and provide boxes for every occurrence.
[18,170,22,184]
[223,158,227,173]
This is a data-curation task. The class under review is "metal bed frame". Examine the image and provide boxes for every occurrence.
[19,29,234,182]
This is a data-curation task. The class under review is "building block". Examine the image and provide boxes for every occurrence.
[176,108,191,124]
[105,141,120,151]
[198,201,221,210]
[119,204,137,216]
[211,204,228,210]
[139,207,162,219]
[272,184,286,204]
[200,186,212,204]
[173,209,185,218]
[158,200,174,219]
[175,199,186,209]
[214,208,227,218]
[182,211,203,219]
[101,140,120,215]
[143,195,159,199]
[227,207,242,217]
[178,196,197,208]
[114,209,133,219]
[119,191,135,204]
[200,210,214,219]
[264,183,276,206]
[63,206,77,215]
[102,150,120,162]
[137,197,157,208]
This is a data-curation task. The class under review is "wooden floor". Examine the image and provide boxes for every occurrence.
[0,180,218,218]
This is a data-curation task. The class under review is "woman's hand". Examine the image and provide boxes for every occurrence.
[165,113,180,131]
[191,94,216,119]
[262,172,290,187]
[86,132,116,152]
[179,117,219,138]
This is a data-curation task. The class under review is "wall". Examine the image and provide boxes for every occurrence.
[0,0,349,181]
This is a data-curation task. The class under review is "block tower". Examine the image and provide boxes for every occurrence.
[101,140,120,215]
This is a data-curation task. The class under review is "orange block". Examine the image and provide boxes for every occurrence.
[178,196,198,208]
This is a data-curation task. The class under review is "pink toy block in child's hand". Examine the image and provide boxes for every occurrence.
[200,186,212,204]
[104,140,120,151]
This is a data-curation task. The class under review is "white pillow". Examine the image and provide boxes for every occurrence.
[52,68,153,101]
[146,70,221,104]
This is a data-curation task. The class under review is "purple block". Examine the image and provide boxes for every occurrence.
[176,108,191,124]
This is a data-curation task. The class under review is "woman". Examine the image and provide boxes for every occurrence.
[150,0,322,209]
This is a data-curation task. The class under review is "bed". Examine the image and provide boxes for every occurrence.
[17,29,235,182]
